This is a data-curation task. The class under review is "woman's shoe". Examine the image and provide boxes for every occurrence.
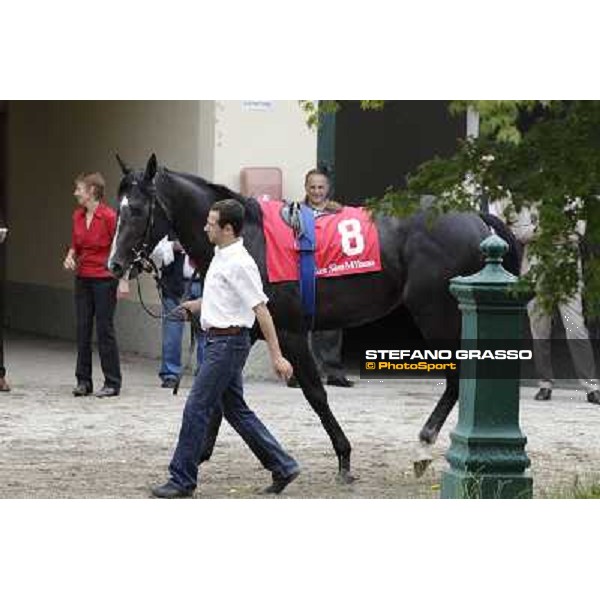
[534,387,552,401]
[95,386,120,398]
[73,382,93,396]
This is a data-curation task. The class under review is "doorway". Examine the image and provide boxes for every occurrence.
[318,101,465,366]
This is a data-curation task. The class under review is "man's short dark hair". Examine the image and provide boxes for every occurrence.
[212,199,245,236]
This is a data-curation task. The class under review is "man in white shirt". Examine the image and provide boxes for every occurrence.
[152,199,300,498]
[151,235,203,388]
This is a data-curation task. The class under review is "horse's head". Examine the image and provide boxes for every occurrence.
[108,153,170,279]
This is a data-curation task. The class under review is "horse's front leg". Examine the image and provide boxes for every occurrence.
[280,330,355,483]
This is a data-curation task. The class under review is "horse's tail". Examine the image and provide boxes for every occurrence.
[479,212,522,276]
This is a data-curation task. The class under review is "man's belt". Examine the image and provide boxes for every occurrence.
[207,326,245,336]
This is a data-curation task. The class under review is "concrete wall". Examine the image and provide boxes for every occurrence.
[213,101,317,201]
[4,100,317,367]
[5,101,204,356]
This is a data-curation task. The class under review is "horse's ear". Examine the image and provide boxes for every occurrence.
[116,153,131,175]
[144,153,158,182]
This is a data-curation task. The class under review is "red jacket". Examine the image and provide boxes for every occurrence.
[71,202,117,278]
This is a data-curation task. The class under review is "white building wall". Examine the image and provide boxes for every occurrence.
[212,101,317,201]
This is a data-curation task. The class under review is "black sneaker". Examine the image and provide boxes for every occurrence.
[262,470,300,495]
[326,376,355,388]
[587,390,600,405]
[151,481,194,499]
[534,387,552,401]
[73,382,93,396]
[161,378,178,389]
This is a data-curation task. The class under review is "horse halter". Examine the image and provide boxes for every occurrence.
[121,175,177,316]
[122,176,200,396]
[127,174,173,276]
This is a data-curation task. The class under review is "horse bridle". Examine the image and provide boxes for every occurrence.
[124,176,194,318]
[126,174,173,279]
[121,174,201,395]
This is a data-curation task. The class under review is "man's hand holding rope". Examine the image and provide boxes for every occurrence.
[175,298,202,321]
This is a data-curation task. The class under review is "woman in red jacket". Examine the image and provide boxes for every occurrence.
[63,172,122,397]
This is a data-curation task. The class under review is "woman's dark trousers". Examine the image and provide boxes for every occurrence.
[75,277,121,390]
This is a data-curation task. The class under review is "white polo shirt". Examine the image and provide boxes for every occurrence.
[200,238,268,330]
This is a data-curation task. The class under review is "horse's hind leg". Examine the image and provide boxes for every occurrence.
[419,370,459,446]
[404,289,461,476]
[280,330,354,483]
[412,370,459,477]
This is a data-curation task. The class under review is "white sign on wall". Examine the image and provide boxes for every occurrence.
[242,100,274,112]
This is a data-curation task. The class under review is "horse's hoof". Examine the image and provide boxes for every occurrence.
[413,459,433,479]
[336,470,357,484]
[413,440,433,478]
[419,427,438,445]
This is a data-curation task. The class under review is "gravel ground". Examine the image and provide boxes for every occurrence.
[2,334,600,499]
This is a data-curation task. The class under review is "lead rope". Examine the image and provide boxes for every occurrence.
[172,307,201,395]
[173,268,203,395]
[133,259,202,395]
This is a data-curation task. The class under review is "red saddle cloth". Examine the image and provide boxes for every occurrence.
[260,200,382,283]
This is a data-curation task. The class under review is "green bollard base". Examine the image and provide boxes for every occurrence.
[441,469,533,499]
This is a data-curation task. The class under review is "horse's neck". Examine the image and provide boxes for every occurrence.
[160,186,212,272]
[158,174,266,276]
[239,210,267,280]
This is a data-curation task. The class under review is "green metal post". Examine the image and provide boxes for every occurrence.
[317,106,336,191]
[441,235,533,499]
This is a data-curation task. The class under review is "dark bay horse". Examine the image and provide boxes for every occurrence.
[108,154,519,481]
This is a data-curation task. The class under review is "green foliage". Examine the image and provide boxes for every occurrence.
[359,100,385,111]
[299,100,340,129]
[299,100,384,129]
[367,100,600,315]
[300,100,600,312]
[451,100,542,143]
[544,475,600,499]
[572,482,600,499]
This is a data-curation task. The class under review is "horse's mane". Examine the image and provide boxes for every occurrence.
[160,167,263,226]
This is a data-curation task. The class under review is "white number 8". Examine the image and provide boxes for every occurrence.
[337,219,364,256]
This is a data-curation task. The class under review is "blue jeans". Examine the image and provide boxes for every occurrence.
[159,281,204,382]
[168,330,299,490]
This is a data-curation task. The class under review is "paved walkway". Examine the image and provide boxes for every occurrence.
[1,333,599,498]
